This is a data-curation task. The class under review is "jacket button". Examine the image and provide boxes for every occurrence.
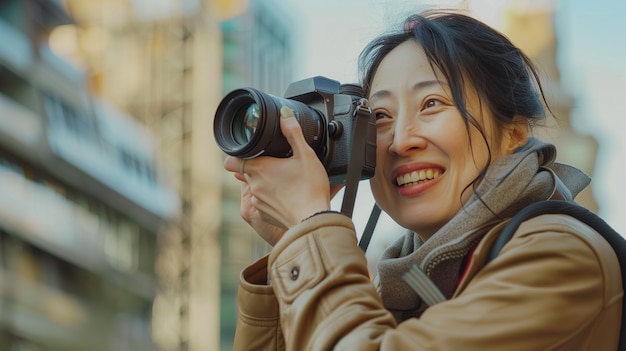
[290,266,300,280]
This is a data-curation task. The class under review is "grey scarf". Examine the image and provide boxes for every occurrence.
[374,138,590,321]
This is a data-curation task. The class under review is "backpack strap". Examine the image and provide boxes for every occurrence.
[487,200,626,351]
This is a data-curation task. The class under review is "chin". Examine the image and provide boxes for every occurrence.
[395,210,442,235]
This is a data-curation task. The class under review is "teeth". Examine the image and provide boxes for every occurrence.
[396,169,441,187]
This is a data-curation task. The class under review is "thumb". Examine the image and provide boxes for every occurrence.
[280,106,310,157]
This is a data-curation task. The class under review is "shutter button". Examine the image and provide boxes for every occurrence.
[290,266,300,280]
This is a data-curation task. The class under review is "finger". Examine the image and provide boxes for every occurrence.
[225,156,248,174]
[279,106,311,157]
[224,156,248,181]
[224,156,239,173]
[250,195,289,230]
[233,172,246,182]
[239,181,253,221]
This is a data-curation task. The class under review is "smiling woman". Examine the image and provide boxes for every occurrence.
[366,42,488,237]
[223,9,622,351]
[362,25,538,239]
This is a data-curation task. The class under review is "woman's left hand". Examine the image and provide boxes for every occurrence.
[224,106,332,236]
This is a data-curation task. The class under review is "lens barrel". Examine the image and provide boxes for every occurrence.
[214,87,325,159]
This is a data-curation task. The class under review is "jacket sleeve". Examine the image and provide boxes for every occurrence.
[267,213,398,350]
[233,255,285,351]
[261,213,620,351]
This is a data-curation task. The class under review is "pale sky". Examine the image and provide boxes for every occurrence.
[282,0,626,240]
[556,0,626,235]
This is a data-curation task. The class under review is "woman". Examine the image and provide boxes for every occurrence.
[223,10,622,351]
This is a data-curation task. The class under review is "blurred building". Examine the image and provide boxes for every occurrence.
[499,0,598,211]
[57,0,294,350]
[0,0,179,350]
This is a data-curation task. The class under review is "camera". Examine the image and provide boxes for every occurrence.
[213,76,376,185]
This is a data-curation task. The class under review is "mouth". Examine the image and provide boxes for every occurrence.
[396,168,443,187]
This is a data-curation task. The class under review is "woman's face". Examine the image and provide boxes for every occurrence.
[368,40,507,238]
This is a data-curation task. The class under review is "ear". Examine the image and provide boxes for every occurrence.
[504,115,529,153]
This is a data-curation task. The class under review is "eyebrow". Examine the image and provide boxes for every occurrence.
[369,80,449,103]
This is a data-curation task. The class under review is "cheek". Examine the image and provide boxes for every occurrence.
[370,131,392,195]
[467,129,493,169]
[374,130,392,173]
[369,173,389,213]
[375,126,393,152]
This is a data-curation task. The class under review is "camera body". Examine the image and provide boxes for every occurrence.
[213,76,376,185]
[282,77,376,184]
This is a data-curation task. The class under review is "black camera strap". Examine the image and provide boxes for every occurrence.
[339,99,382,253]
[340,99,371,218]
[358,203,381,252]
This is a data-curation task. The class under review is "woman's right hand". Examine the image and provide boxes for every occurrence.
[232,167,345,246]
[224,106,346,246]
[237,173,287,246]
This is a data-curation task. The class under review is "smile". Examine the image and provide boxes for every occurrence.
[396,168,442,187]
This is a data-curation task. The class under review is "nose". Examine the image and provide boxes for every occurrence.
[388,113,427,156]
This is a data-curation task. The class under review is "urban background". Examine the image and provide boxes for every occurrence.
[0,0,622,351]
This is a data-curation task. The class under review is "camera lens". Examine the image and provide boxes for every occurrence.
[214,87,326,159]
[232,102,260,144]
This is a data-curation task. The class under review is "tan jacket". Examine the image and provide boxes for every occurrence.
[233,212,622,351]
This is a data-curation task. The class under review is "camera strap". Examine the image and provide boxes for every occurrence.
[339,98,381,253]
[358,203,381,252]
[340,99,371,218]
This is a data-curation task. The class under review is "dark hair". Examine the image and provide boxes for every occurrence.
[359,10,548,134]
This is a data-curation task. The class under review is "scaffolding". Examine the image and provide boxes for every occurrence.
[62,0,226,349]
[151,18,195,351]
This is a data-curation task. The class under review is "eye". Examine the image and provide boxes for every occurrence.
[374,110,391,121]
[422,98,442,111]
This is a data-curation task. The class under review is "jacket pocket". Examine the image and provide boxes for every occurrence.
[271,235,325,304]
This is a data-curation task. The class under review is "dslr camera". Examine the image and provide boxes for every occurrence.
[213,76,376,185]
